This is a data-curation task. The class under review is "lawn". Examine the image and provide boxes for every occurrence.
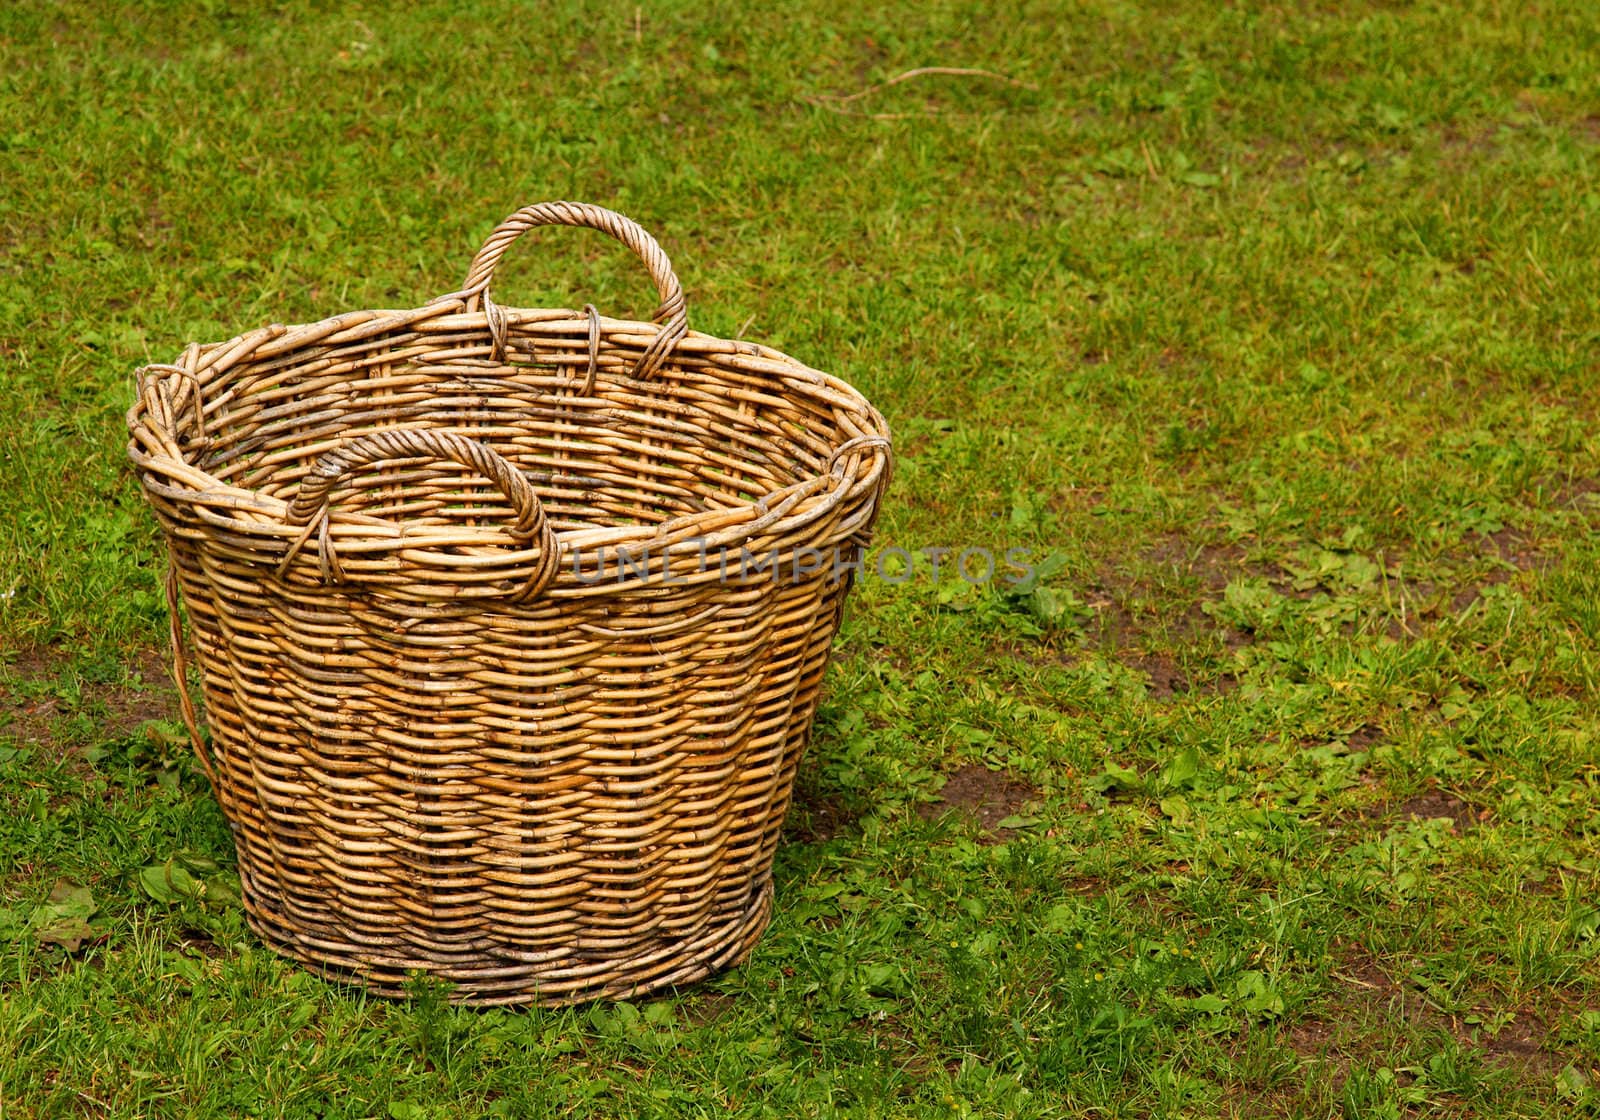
[3,1,1600,1116]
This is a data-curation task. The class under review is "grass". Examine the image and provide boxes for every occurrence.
[3,0,1600,1115]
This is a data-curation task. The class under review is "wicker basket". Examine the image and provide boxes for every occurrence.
[126,201,891,1005]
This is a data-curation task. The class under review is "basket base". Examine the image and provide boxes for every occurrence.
[241,879,775,1007]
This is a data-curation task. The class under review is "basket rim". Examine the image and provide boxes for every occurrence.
[128,298,893,562]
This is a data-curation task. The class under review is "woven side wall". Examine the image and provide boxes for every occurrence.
[172,532,850,1002]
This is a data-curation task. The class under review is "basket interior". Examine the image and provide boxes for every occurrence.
[186,316,851,535]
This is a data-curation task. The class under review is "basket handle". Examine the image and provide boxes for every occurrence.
[458,201,689,381]
[286,428,561,601]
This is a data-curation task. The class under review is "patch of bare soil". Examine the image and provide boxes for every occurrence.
[1552,475,1600,515]
[1447,527,1552,612]
[1285,1017,1337,1058]
[1144,536,1250,597]
[1393,790,1483,834]
[1334,725,1383,754]
[681,991,736,1027]
[1129,652,1189,699]
[179,928,225,960]
[915,763,1040,842]
[1344,784,1478,838]
[1487,527,1548,573]
[1278,943,1565,1090]
[1077,535,1254,693]
[1439,123,1503,170]
[785,782,860,844]
[0,648,176,760]
[1352,787,1483,834]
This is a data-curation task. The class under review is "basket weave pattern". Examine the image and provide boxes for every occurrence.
[126,202,891,1004]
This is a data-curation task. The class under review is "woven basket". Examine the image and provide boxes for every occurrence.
[126,201,891,1005]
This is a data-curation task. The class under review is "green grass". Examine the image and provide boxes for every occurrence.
[4,0,1600,1115]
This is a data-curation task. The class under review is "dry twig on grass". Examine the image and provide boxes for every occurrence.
[804,66,1038,117]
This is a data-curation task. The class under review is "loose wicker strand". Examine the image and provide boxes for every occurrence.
[163,555,220,792]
